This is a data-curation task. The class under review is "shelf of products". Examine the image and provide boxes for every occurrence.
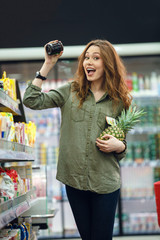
[0,75,41,240]
[119,57,160,235]
[0,189,36,229]
[0,139,35,162]
[0,89,20,115]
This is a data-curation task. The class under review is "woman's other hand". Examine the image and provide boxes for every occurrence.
[96,134,125,153]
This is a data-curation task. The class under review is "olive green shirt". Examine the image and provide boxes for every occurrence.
[23,81,127,194]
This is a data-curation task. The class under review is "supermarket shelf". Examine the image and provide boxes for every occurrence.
[122,198,156,213]
[0,189,35,214]
[132,90,160,98]
[129,126,160,135]
[0,139,35,162]
[0,89,21,115]
[0,189,36,229]
[120,160,160,167]
[31,213,55,219]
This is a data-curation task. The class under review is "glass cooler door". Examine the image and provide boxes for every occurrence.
[120,56,160,235]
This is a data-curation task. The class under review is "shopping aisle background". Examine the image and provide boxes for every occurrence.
[0,0,160,238]
[114,236,160,240]
[64,237,160,240]
[1,54,160,238]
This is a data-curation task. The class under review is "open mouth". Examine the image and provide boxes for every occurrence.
[86,68,96,76]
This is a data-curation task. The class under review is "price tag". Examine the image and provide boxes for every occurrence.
[106,116,116,126]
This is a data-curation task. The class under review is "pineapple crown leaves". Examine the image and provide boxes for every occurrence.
[116,105,146,134]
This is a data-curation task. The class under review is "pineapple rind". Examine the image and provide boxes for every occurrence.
[99,125,125,141]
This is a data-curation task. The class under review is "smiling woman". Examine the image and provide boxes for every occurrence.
[72,39,132,109]
[23,38,132,240]
[83,46,104,88]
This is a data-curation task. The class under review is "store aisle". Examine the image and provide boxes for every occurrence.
[113,236,160,240]
[64,237,160,240]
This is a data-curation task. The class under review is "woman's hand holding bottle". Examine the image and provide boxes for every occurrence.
[44,40,63,68]
[32,40,63,88]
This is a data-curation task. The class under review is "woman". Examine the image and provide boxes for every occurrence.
[23,39,132,240]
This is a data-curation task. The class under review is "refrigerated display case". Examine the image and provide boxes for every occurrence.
[120,56,160,235]
[0,43,160,238]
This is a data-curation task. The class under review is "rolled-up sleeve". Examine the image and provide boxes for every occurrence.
[23,81,71,110]
[113,138,127,161]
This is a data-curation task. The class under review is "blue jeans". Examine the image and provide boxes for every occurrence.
[65,185,120,240]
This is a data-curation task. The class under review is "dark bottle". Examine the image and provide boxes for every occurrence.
[46,41,63,55]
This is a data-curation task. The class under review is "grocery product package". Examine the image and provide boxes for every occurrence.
[0,71,17,100]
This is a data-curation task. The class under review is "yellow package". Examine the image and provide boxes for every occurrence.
[24,123,29,146]
[0,112,14,140]
[3,78,10,95]
[8,124,15,142]
[25,121,36,147]
[10,78,17,101]
[1,71,17,100]
[14,123,20,143]
[0,112,7,139]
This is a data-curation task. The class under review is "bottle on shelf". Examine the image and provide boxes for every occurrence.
[150,72,158,94]
[132,72,139,92]
[125,73,133,92]
[138,74,144,93]
[144,75,150,90]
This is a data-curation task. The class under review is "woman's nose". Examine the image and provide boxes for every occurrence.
[88,58,93,64]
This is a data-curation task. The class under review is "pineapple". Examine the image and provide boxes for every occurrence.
[99,105,146,141]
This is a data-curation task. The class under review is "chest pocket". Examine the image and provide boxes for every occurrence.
[97,111,108,130]
[71,104,85,122]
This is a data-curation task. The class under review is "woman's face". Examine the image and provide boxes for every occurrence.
[83,45,104,84]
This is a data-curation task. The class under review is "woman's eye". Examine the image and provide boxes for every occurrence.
[84,56,100,60]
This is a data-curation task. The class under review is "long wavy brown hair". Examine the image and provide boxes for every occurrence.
[72,39,132,109]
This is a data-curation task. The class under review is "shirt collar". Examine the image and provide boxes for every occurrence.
[89,88,109,103]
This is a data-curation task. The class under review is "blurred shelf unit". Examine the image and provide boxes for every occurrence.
[0,189,36,230]
[0,81,35,162]
[0,80,37,233]
[122,197,159,234]
[0,89,20,115]
[0,139,35,162]
[132,91,160,98]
